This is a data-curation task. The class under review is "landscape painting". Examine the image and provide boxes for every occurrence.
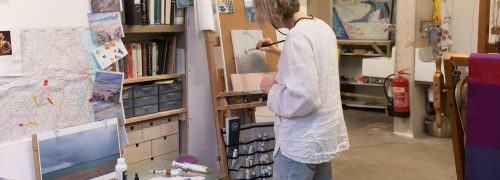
[91,0,122,12]
[332,0,393,40]
[88,12,124,44]
[93,71,124,122]
[38,119,120,180]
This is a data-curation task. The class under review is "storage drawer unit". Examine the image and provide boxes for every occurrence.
[152,134,179,156]
[159,100,182,112]
[123,87,133,99]
[126,123,143,144]
[159,92,182,103]
[134,104,158,117]
[125,108,134,119]
[142,119,163,141]
[134,95,159,107]
[133,84,158,98]
[158,81,182,94]
[124,141,152,164]
[123,99,133,109]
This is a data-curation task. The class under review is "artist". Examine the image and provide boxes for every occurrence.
[254,0,349,179]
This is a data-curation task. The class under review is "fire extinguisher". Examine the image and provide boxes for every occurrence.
[384,68,411,118]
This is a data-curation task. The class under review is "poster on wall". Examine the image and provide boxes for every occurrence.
[37,119,120,180]
[218,0,234,13]
[0,29,22,77]
[88,12,125,45]
[332,0,393,40]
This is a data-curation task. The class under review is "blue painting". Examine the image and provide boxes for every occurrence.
[333,0,393,40]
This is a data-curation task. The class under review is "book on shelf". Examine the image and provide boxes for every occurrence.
[124,0,183,25]
[108,37,177,79]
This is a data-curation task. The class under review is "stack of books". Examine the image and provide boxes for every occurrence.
[107,37,177,79]
[123,0,184,25]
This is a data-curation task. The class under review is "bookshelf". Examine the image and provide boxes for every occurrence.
[124,74,183,84]
[123,25,185,34]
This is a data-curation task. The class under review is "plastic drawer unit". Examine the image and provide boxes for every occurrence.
[158,81,182,94]
[159,100,182,112]
[134,104,159,116]
[134,95,159,107]
[133,84,159,98]
[159,92,182,103]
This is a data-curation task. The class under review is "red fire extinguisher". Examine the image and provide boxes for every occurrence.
[393,68,411,118]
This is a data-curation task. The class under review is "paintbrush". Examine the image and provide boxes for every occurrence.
[245,40,285,53]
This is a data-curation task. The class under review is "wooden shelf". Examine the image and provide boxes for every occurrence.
[217,91,264,98]
[124,74,183,85]
[343,102,386,109]
[123,25,185,34]
[217,102,267,111]
[125,108,187,125]
[341,81,385,87]
[337,40,394,45]
[340,53,382,57]
[341,92,386,100]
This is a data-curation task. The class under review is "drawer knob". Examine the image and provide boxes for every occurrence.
[135,143,139,147]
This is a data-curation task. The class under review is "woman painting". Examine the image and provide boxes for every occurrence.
[254,0,349,179]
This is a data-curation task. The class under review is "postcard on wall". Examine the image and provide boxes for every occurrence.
[93,39,128,69]
[93,71,124,122]
[244,0,255,22]
[91,0,123,12]
[0,29,22,77]
[218,0,234,13]
[36,119,120,180]
[88,12,125,44]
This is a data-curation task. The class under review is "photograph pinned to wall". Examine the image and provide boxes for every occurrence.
[92,39,128,69]
[93,71,124,122]
[36,119,120,180]
[231,30,268,73]
[244,0,255,22]
[88,12,125,44]
[217,0,234,13]
[0,29,22,77]
[332,0,393,40]
[91,0,123,12]
[177,0,194,8]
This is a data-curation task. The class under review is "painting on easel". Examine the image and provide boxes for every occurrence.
[332,0,394,40]
[231,30,268,74]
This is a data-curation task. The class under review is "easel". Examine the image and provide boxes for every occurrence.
[434,53,469,180]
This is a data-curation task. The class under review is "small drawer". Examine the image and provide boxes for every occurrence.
[159,100,182,112]
[143,119,163,141]
[159,92,182,103]
[133,95,159,107]
[152,134,179,156]
[125,123,143,144]
[124,141,152,164]
[123,87,133,99]
[125,108,134,119]
[123,99,133,109]
[134,104,158,117]
[133,84,158,98]
[127,157,153,176]
[161,118,179,136]
[158,81,182,94]
[151,150,179,170]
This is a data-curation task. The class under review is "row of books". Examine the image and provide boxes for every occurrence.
[123,0,184,25]
[106,37,177,78]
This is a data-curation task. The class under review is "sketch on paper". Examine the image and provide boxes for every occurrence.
[93,71,125,124]
[231,30,268,74]
[332,0,393,40]
[218,0,234,14]
[177,0,194,8]
[93,39,128,69]
[91,0,122,12]
[244,0,255,22]
[88,12,124,44]
[0,29,93,145]
[0,29,22,77]
[38,119,120,180]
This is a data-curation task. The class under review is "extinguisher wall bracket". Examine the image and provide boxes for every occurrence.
[397,68,412,76]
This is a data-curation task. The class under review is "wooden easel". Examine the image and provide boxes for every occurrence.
[434,53,469,180]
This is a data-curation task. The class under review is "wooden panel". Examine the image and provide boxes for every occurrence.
[124,141,152,164]
[219,0,279,91]
[478,0,491,53]
[125,108,187,125]
[126,123,143,145]
[161,118,179,136]
[152,134,179,156]
[142,119,164,141]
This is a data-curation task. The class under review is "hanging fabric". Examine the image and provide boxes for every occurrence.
[433,0,441,25]
[437,0,453,50]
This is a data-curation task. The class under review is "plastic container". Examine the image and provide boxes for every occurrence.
[123,99,133,109]
[133,84,158,98]
[159,92,182,103]
[133,95,159,107]
[123,88,133,99]
[134,104,159,116]
[158,81,182,94]
[125,108,134,118]
[115,158,127,180]
[159,100,182,112]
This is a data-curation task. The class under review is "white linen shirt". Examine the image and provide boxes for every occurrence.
[268,18,349,164]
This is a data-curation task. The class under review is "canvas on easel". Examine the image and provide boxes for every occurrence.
[33,119,121,180]
[230,30,268,74]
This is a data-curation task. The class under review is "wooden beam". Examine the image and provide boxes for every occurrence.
[125,108,187,125]
[217,102,267,111]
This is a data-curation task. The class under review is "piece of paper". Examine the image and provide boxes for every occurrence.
[0,29,94,145]
[93,71,124,122]
[91,0,123,12]
[93,39,128,69]
[231,30,268,73]
[88,12,125,44]
[37,119,120,180]
[177,0,194,8]
[217,0,234,14]
[0,29,22,77]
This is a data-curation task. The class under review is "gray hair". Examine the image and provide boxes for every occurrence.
[254,0,301,28]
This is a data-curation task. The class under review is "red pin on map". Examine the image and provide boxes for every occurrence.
[43,80,48,86]
[89,98,93,103]
[18,123,24,127]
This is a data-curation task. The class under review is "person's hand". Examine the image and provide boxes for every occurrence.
[260,74,276,94]
[256,38,282,55]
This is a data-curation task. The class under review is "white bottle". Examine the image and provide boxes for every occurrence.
[115,158,127,180]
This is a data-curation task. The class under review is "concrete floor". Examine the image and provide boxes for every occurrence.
[333,109,457,180]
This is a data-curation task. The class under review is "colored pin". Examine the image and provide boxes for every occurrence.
[43,80,48,86]
[47,97,54,105]
[18,123,24,127]
[89,98,93,103]
[32,96,38,106]
[28,121,38,127]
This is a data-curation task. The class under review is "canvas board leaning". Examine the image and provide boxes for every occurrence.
[230,30,268,74]
[35,118,121,180]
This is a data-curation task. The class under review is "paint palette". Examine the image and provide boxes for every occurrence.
[93,39,128,69]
